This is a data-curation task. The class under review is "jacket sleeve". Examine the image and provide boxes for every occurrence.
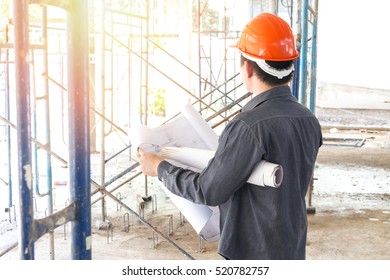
[157,119,265,206]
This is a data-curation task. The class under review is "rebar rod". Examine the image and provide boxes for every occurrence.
[91,182,195,260]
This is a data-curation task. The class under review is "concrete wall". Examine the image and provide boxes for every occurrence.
[316,0,390,111]
[317,82,390,110]
[317,0,390,91]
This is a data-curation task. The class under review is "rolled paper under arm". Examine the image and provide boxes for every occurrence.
[160,146,283,188]
[246,160,283,188]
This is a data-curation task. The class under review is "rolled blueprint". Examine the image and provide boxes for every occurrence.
[160,146,283,188]
[247,160,283,188]
[160,146,213,170]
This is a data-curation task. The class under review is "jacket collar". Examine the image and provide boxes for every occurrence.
[241,85,296,112]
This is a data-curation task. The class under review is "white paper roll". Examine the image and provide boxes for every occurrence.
[160,146,214,170]
[160,146,283,188]
[246,160,283,188]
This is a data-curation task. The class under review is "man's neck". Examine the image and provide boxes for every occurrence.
[251,82,289,97]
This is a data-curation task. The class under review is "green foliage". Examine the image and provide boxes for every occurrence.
[0,0,9,17]
[0,1,46,44]
[192,0,220,32]
[148,88,166,117]
[0,0,9,44]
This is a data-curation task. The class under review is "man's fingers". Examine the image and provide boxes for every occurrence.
[134,147,161,177]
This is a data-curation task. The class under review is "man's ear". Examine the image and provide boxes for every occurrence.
[244,60,254,78]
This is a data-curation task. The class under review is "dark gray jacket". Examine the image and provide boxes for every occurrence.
[158,85,323,259]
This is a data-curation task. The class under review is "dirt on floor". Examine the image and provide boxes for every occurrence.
[1,128,390,260]
[306,127,390,260]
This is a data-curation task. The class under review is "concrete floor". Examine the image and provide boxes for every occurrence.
[1,109,390,260]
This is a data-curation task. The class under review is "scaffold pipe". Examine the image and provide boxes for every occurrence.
[309,0,319,113]
[298,0,309,107]
[13,0,34,260]
[66,0,92,260]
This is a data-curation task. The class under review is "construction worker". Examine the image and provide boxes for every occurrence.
[137,13,322,260]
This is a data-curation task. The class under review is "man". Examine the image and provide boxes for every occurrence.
[136,13,322,260]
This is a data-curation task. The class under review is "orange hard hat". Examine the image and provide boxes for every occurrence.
[235,13,299,61]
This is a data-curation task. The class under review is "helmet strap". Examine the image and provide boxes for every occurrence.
[242,53,294,79]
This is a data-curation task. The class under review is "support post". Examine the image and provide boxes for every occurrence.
[268,0,278,14]
[67,0,92,260]
[309,0,319,113]
[4,23,13,211]
[293,0,302,99]
[13,0,34,260]
[100,0,107,223]
[42,5,55,259]
[197,0,202,112]
[298,0,309,107]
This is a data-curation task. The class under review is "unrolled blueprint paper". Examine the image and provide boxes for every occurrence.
[130,113,205,153]
[159,184,220,242]
[181,103,219,150]
[129,103,220,242]
[130,102,218,154]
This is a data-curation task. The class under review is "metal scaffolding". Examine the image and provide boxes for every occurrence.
[1,0,91,260]
[0,0,317,260]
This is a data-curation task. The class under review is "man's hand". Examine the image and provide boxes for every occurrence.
[136,148,164,177]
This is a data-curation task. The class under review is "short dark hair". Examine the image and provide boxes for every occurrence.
[240,54,295,86]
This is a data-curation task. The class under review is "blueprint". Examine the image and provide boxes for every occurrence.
[129,103,283,242]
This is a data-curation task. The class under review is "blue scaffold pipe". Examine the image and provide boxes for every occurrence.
[4,46,13,210]
[292,55,300,99]
[298,0,309,107]
[309,1,319,113]
[66,0,92,260]
[13,0,34,259]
